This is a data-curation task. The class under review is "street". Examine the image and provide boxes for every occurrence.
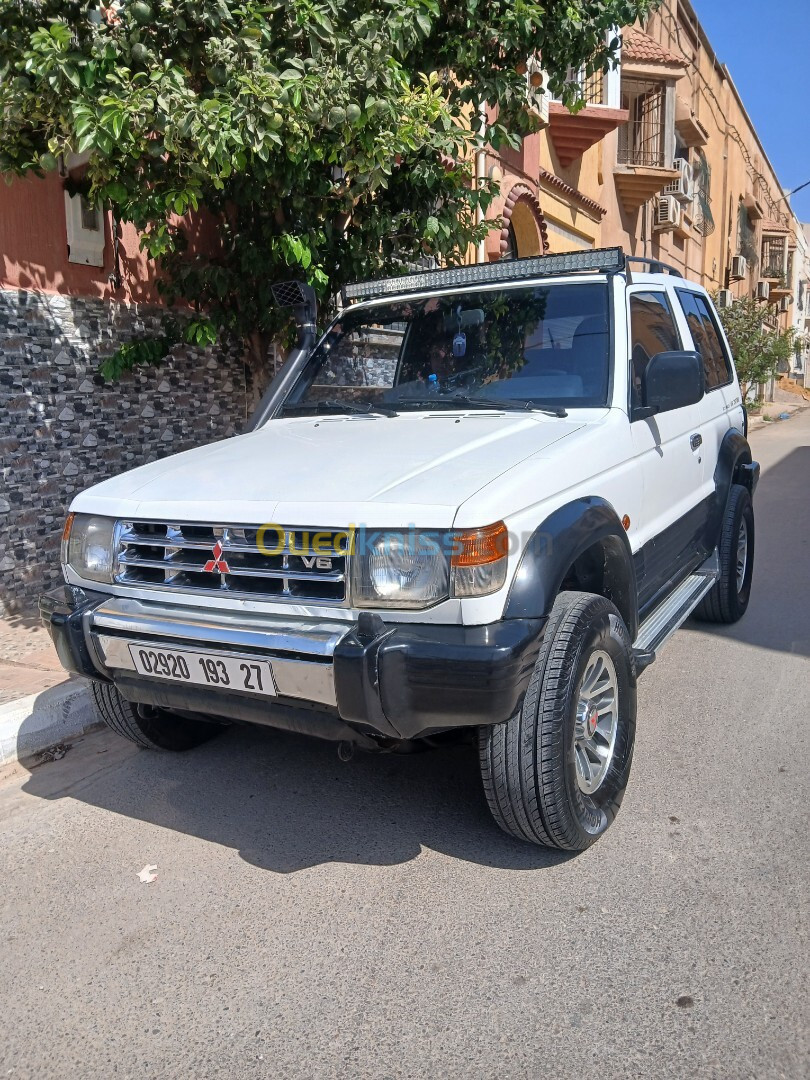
[1,412,808,1080]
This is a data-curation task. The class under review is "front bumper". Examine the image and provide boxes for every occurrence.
[40,587,545,743]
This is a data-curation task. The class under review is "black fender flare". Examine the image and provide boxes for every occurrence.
[715,428,754,496]
[504,496,639,640]
[707,428,758,547]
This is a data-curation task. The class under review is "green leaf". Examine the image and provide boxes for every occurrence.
[76,130,95,153]
[73,115,93,137]
[96,130,113,155]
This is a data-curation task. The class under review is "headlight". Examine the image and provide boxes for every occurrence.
[351,522,509,608]
[62,513,117,583]
[352,531,449,609]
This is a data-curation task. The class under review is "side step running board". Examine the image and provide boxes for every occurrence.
[632,552,720,674]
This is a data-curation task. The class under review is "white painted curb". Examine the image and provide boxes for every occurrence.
[0,678,100,765]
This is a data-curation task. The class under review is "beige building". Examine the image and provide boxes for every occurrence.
[793,225,810,387]
[481,0,803,344]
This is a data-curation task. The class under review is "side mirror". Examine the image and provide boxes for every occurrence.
[640,350,704,416]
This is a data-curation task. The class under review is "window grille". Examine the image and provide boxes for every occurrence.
[581,68,605,106]
[737,204,758,266]
[618,80,666,167]
[555,64,606,106]
[692,149,715,237]
[761,236,786,280]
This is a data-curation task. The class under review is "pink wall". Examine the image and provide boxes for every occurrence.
[0,172,219,305]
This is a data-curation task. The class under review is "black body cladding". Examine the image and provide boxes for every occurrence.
[504,497,639,640]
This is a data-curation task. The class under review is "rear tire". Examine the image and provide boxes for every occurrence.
[90,682,221,751]
[694,484,754,624]
[479,591,636,851]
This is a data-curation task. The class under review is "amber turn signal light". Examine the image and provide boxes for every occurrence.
[62,512,75,544]
[451,521,508,567]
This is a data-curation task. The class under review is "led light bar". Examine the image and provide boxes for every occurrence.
[343,247,626,303]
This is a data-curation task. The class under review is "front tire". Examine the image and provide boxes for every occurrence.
[479,592,636,851]
[693,483,754,624]
[90,682,222,751]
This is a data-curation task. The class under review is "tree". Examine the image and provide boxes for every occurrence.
[714,292,796,402]
[0,0,656,380]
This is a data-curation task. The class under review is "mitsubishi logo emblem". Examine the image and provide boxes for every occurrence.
[203,540,230,574]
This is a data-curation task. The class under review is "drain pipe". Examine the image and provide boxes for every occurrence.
[641,198,649,259]
[476,100,488,264]
[245,281,318,431]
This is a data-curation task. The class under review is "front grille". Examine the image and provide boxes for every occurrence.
[115,521,349,603]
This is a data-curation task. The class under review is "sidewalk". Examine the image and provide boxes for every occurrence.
[0,615,98,765]
[746,398,809,433]
[0,614,67,706]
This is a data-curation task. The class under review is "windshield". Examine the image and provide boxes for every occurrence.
[281,282,611,415]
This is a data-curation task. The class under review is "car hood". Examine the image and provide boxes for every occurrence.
[72,412,586,527]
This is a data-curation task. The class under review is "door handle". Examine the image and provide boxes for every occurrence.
[690,433,702,450]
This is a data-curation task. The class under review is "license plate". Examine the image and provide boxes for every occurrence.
[128,643,276,696]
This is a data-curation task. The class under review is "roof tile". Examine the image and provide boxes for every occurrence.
[622,25,685,68]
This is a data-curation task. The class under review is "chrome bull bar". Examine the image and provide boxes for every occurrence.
[86,597,347,707]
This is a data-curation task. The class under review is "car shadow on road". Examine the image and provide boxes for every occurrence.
[20,722,573,874]
[684,445,810,658]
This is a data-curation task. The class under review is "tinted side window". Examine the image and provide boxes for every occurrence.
[676,290,732,390]
[629,291,682,405]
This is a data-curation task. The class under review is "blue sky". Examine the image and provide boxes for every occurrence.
[693,0,810,222]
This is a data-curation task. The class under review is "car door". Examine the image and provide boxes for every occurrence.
[627,286,709,611]
[674,288,744,461]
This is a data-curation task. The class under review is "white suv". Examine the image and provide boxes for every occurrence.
[42,248,759,850]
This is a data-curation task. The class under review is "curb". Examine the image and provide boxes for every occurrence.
[0,677,101,766]
[748,405,801,433]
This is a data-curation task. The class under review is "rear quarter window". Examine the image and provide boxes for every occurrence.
[675,290,733,390]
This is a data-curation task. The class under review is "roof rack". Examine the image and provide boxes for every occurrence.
[342,247,627,304]
[624,256,683,278]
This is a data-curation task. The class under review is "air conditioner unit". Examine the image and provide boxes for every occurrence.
[716,289,734,309]
[663,158,693,204]
[755,280,770,301]
[779,296,790,313]
[654,195,682,230]
[730,255,748,280]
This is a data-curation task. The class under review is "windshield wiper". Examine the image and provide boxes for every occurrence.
[283,398,398,418]
[396,395,567,419]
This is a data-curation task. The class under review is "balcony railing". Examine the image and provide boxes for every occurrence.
[617,125,666,167]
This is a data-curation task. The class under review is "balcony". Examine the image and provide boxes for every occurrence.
[761,234,792,300]
[548,70,628,167]
[613,79,680,212]
[769,282,792,303]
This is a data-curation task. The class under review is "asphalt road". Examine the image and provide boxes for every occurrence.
[1,413,808,1080]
